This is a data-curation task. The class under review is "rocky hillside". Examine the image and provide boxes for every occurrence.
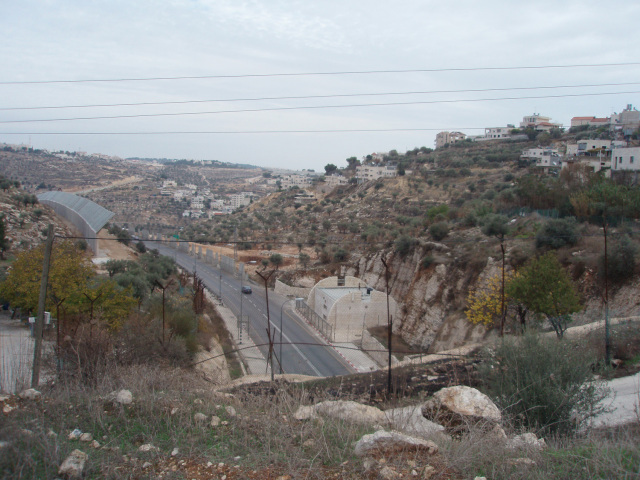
[0,178,74,256]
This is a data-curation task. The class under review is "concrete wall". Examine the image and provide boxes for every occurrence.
[274,279,310,298]
[360,330,399,367]
[328,290,398,342]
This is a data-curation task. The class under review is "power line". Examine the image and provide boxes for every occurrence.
[3,90,640,124]
[2,61,639,85]
[3,81,639,111]
[0,128,483,135]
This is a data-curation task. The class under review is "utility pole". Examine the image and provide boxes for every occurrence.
[257,267,278,381]
[31,224,54,388]
[381,255,393,396]
[603,218,611,365]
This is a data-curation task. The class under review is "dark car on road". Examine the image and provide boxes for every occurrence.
[241,286,252,294]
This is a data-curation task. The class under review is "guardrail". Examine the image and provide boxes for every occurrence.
[296,299,334,342]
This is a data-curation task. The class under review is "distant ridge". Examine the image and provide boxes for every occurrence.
[126,157,260,169]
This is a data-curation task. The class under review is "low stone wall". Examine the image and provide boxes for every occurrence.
[274,280,311,299]
[361,330,399,368]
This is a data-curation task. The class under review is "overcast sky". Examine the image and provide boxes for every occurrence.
[1,1,640,171]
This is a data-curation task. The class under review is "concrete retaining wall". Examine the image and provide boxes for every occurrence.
[275,280,311,299]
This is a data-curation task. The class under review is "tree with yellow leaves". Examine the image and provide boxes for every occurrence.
[0,240,95,316]
[465,273,511,327]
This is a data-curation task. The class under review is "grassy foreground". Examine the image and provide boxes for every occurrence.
[1,362,639,479]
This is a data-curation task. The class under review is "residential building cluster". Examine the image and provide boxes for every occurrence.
[435,105,640,150]
[158,180,256,218]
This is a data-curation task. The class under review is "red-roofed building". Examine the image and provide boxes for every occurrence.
[570,116,610,128]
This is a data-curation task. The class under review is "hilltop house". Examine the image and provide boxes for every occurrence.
[520,113,562,131]
[435,131,466,149]
[355,165,397,183]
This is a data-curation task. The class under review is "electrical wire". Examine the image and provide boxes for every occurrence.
[2,81,639,111]
[3,90,639,124]
[2,61,639,85]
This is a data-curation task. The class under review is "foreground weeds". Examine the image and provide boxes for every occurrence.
[1,363,639,479]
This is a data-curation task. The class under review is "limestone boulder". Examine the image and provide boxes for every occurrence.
[384,405,445,438]
[354,430,439,457]
[115,390,133,405]
[314,400,386,426]
[422,386,501,432]
[19,388,41,401]
[58,449,88,479]
[506,433,547,452]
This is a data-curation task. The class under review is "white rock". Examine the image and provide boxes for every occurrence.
[0,395,10,402]
[422,386,501,427]
[354,430,439,457]
[171,447,179,456]
[225,405,237,417]
[194,412,207,424]
[379,465,401,480]
[68,429,83,440]
[384,405,445,437]
[138,444,159,452]
[142,461,152,469]
[507,457,536,466]
[170,407,179,415]
[314,400,386,426]
[79,433,93,442]
[18,388,41,401]
[293,405,317,421]
[0,441,9,449]
[91,440,100,449]
[115,390,133,405]
[210,415,221,427]
[3,405,13,414]
[58,449,88,479]
[506,433,547,452]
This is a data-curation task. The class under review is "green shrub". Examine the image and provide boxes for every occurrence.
[394,235,417,257]
[599,235,637,283]
[429,222,449,241]
[479,334,609,435]
[421,255,434,268]
[535,218,578,249]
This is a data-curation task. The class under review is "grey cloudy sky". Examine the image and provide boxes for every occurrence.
[1,0,639,171]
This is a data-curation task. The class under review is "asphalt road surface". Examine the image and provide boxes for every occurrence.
[148,242,352,377]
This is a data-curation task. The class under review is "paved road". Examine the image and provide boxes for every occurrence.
[149,243,351,377]
[594,372,640,427]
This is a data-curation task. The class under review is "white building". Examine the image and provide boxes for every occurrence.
[325,174,348,187]
[435,131,466,148]
[230,193,251,209]
[484,126,514,139]
[610,104,640,136]
[521,147,559,160]
[355,165,397,183]
[611,147,640,171]
[520,113,562,131]
[190,196,204,209]
[280,174,312,189]
[562,157,610,173]
[565,140,622,156]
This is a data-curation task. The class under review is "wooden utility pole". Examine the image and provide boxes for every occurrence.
[381,255,393,396]
[31,224,54,388]
[603,219,611,365]
[256,267,277,382]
